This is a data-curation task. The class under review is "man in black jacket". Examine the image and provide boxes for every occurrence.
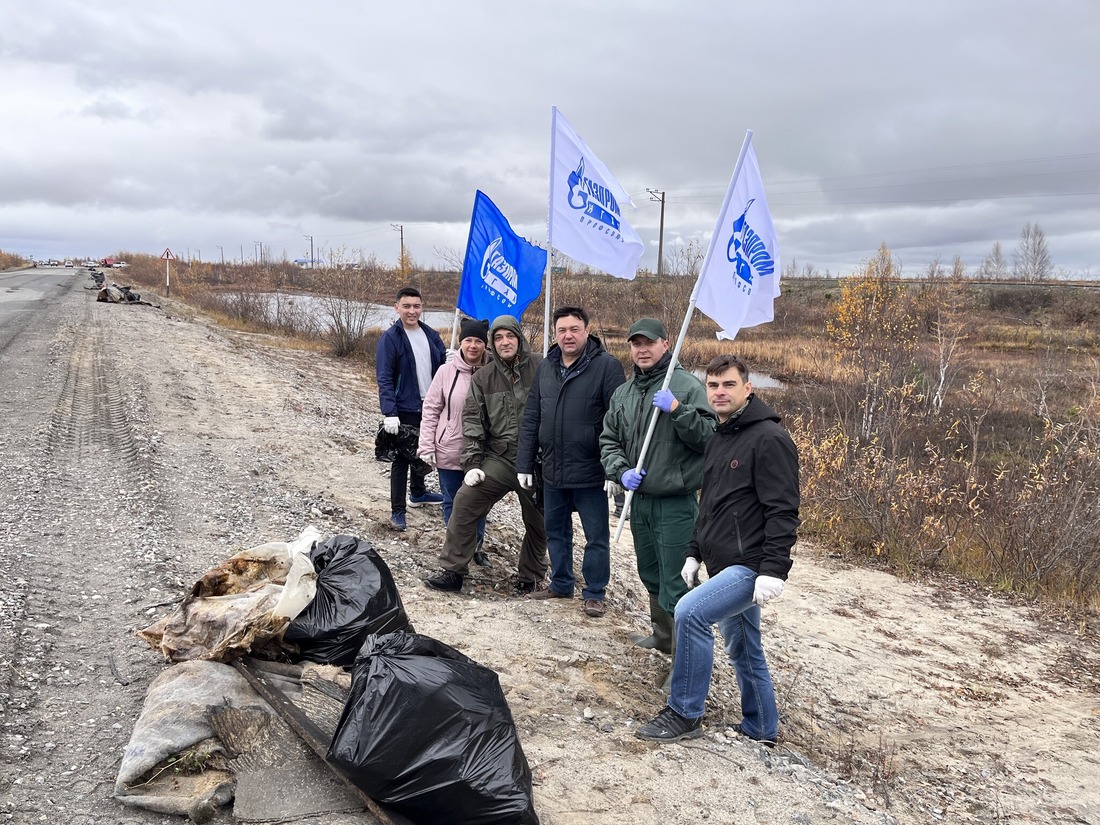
[635,354,799,745]
[517,307,625,617]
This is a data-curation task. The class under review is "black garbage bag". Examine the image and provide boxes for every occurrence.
[329,632,539,825]
[283,535,412,666]
[374,421,432,477]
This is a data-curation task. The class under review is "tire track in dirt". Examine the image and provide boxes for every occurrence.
[45,306,139,465]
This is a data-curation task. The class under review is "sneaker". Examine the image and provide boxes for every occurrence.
[528,586,572,600]
[583,599,606,617]
[731,722,777,748]
[390,512,406,532]
[514,580,539,596]
[408,491,444,507]
[635,706,703,742]
[424,570,463,592]
[473,550,492,568]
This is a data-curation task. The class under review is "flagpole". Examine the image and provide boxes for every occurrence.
[612,129,755,544]
[543,247,553,355]
[449,308,460,349]
[545,106,560,356]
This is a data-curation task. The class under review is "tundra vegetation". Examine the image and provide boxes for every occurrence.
[108,244,1100,616]
[0,249,29,269]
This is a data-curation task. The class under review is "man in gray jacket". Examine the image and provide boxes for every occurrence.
[517,307,625,617]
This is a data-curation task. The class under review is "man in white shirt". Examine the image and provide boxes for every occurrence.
[375,286,446,531]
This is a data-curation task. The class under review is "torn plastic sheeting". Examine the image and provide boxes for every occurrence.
[136,526,322,662]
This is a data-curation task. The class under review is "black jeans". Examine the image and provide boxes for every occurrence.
[390,410,426,513]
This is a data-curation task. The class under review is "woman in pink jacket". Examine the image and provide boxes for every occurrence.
[418,317,491,565]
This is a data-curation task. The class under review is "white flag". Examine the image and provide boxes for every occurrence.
[548,107,644,280]
[695,139,781,340]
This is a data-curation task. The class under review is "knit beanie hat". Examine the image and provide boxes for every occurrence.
[459,317,489,344]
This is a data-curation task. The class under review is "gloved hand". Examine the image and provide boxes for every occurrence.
[420,451,436,468]
[603,480,622,498]
[445,348,458,364]
[753,575,785,606]
[621,468,646,491]
[653,388,679,414]
[464,468,486,487]
[681,558,701,589]
[383,416,401,435]
[517,473,534,490]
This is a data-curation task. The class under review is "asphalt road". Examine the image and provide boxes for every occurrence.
[0,266,84,357]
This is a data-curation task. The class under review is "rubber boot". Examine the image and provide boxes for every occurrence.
[629,594,673,654]
[660,632,677,696]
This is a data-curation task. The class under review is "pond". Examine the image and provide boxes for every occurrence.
[693,369,786,391]
[259,292,456,330]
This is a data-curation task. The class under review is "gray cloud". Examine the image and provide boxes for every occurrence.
[2,0,1098,275]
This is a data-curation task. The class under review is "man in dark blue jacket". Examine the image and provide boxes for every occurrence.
[375,286,446,531]
[636,354,799,745]
[517,307,625,617]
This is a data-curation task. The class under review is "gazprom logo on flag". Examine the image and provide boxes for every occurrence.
[567,158,624,240]
[726,198,774,296]
[479,237,519,306]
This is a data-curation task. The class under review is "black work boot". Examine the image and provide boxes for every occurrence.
[629,594,673,654]
[425,570,464,592]
[635,705,702,742]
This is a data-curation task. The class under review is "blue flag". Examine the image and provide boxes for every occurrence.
[458,191,546,322]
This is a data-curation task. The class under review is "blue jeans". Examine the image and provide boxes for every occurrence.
[438,469,486,547]
[669,564,779,740]
[543,483,610,601]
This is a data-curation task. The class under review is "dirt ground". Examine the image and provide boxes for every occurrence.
[1,280,1097,824]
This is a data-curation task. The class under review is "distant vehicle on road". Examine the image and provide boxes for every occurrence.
[64,261,74,268]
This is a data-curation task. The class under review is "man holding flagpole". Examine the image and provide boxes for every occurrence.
[599,319,715,690]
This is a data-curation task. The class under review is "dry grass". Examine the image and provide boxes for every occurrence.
[1,249,29,269]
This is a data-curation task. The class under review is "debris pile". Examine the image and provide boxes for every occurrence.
[120,527,539,825]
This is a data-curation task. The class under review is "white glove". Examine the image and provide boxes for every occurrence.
[681,558,701,589]
[517,473,534,490]
[604,480,622,498]
[464,468,486,487]
[753,575,785,606]
[420,451,436,468]
[383,416,400,435]
[445,348,458,364]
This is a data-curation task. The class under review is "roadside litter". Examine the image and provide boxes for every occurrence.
[123,527,539,824]
[331,632,538,825]
[87,268,160,306]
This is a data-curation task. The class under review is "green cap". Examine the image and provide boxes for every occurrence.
[627,318,668,341]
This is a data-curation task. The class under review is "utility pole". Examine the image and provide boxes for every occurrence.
[254,240,262,265]
[647,189,666,278]
[217,245,224,265]
[391,223,405,276]
[304,234,314,268]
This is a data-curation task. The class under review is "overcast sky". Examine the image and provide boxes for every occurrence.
[2,1,1098,278]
